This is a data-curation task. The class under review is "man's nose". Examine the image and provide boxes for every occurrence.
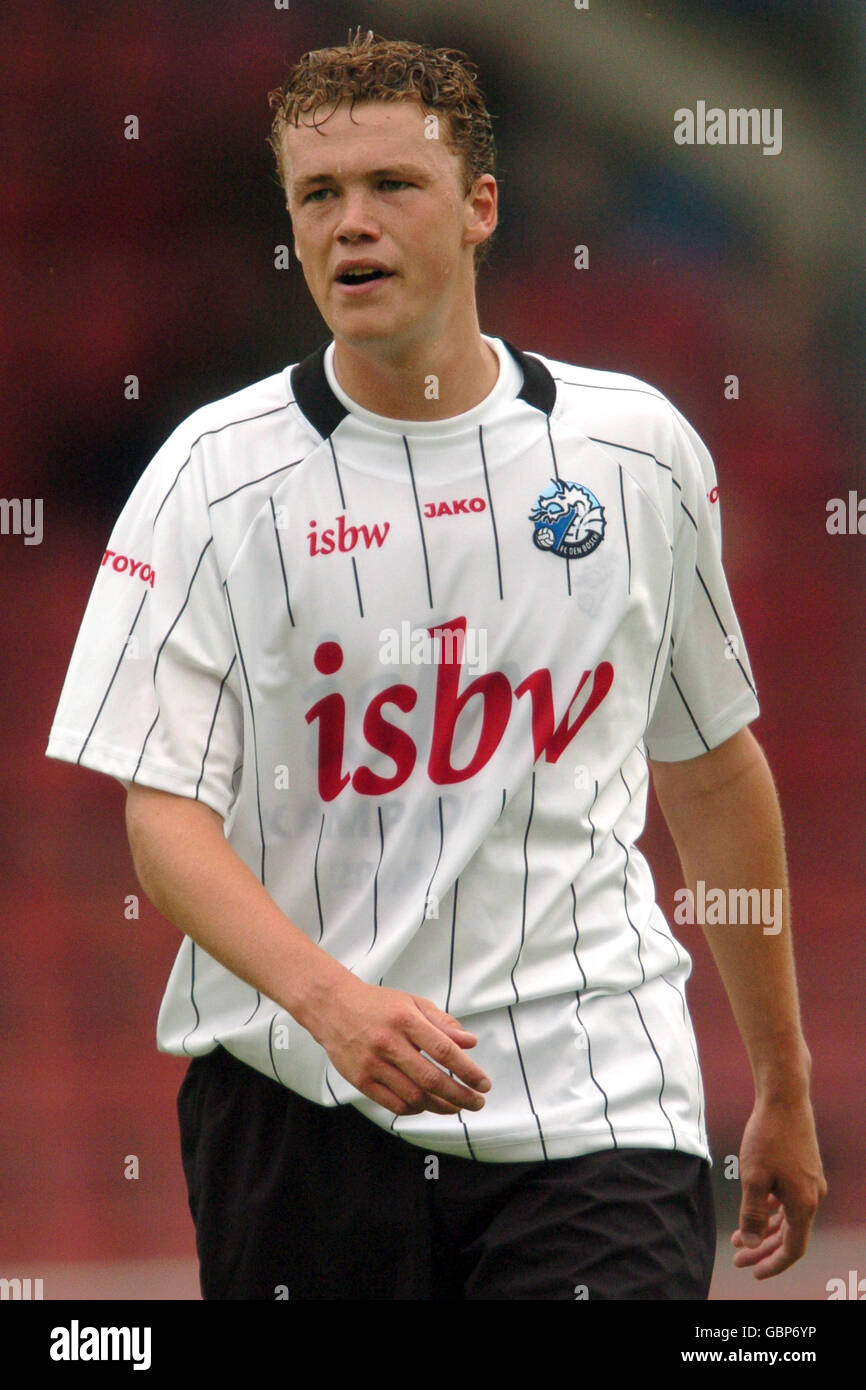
[335,188,380,240]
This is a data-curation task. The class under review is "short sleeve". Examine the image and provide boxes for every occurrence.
[46,433,243,819]
[644,407,760,761]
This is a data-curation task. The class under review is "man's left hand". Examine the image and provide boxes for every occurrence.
[732,1096,827,1278]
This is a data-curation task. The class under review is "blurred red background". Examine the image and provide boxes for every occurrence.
[2,0,863,1296]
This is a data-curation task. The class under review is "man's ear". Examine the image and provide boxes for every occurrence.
[463,173,498,251]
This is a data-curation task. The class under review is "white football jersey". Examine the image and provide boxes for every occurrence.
[46,335,759,1162]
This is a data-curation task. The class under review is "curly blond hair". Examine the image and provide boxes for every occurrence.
[268,29,497,266]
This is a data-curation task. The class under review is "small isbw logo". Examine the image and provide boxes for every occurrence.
[529,480,605,559]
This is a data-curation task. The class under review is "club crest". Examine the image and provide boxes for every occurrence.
[529,480,605,559]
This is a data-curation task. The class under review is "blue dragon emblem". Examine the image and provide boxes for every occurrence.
[529,480,605,559]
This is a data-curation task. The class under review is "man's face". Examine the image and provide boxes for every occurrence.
[281,99,495,351]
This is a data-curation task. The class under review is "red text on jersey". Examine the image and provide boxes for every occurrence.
[422,497,487,517]
[307,514,390,555]
[101,550,155,587]
[305,617,614,799]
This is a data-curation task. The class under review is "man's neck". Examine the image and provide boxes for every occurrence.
[331,330,499,421]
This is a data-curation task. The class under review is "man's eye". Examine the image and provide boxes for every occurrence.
[380,179,409,191]
[305,188,332,203]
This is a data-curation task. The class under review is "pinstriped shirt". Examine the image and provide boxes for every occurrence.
[46,335,759,1162]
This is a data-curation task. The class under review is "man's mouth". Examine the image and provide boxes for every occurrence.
[336,268,395,285]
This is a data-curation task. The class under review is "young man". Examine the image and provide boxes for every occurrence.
[47,32,825,1300]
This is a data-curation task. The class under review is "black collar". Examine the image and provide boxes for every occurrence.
[290,337,556,440]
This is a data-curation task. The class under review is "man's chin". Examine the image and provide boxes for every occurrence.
[327,311,416,352]
[331,319,397,342]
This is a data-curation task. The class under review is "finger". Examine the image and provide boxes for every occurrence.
[410,995,473,1030]
[737,1178,772,1247]
[733,1208,783,1247]
[441,1028,479,1050]
[420,1096,465,1116]
[752,1223,808,1280]
[380,1058,472,1115]
[366,1064,462,1118]
[370,1048,481,1115]
[733,1229,784,1268]
[432,1015,478,1041]
[407,1050,489,1111]
[764,1203,812,1271]
[411,998,480,1046]
[408,1008,492,1093]
[365,1079,428,1117]
[363,1017,489,1111]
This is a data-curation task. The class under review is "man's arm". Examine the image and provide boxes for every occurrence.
[124,784,491,1117]
[649,726,827,1279]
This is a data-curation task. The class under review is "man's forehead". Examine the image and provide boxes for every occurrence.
[282,98,452,175]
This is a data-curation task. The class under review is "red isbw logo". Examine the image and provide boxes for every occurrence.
[305,617,613,799]
[307,514,390,555]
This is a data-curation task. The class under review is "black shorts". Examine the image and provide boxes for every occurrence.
[178,1045,716,1301]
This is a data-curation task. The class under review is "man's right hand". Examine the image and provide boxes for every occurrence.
[309,974,492,1117]
[125,786,491,1120]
